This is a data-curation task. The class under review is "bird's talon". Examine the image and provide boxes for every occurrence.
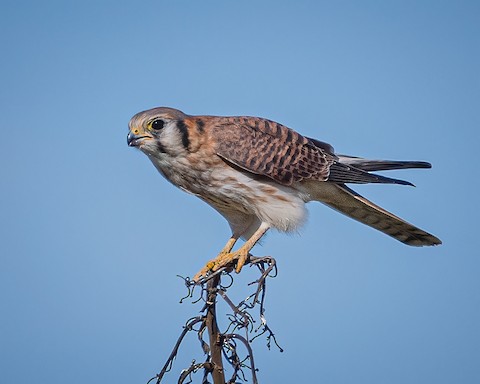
[235,253,249,273]
[193,250,251,283]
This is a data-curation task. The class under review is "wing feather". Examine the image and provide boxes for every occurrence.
[212,116,334,185]
[211,116,426,188]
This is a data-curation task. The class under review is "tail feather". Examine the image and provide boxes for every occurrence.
[307,182,442,246]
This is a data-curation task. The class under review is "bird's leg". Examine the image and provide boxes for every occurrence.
[193,223,270,282]
[202,235,238,274]
[192,236,238,283]
[217,236,238,256]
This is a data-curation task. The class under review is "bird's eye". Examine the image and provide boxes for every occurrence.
[151,119,165,130]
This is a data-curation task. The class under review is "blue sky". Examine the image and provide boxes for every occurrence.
[1,1,479,383]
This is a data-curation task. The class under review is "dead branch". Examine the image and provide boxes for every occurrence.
[150,254,282,384]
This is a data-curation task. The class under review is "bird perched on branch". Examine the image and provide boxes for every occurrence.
[127,107,441,282]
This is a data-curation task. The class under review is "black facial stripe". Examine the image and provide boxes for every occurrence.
[196,119,205,133]
[156,142,166,153]
[177,119,190,149]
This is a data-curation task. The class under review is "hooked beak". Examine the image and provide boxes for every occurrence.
[127,131,150,147]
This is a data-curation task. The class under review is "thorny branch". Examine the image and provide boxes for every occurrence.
[148,255,282,384]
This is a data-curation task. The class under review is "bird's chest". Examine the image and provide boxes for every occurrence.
[148,152,293,213]
[148,152,217,193]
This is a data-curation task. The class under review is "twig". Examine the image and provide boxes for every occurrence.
[149,316,205,384]
[151,255,281,383]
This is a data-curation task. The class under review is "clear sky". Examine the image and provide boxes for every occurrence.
[1,1,479,383]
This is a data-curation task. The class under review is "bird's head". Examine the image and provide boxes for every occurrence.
[127,107,190,157]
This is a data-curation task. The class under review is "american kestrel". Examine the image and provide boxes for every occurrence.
[127,107,441,282]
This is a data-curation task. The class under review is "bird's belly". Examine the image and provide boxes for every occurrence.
[198,168,308,233]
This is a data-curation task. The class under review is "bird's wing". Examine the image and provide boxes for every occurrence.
[306,140,424,186]
[308,181,442,246]
[212,117,419,187]
[211,116,334,185]
[336,155,432,172]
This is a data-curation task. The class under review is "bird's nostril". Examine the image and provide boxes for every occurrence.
[133,129,139,134]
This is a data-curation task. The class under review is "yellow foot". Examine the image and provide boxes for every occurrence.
[192,249,249,283]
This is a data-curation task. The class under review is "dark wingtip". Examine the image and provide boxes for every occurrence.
[395,179,416,187]
[416,161,432,169]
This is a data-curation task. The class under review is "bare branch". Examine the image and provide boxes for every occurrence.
[151,255,281,383]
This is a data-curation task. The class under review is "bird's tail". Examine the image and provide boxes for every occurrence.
[306,182,441,246]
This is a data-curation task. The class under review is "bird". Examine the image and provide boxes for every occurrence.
[127,107,441,282]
